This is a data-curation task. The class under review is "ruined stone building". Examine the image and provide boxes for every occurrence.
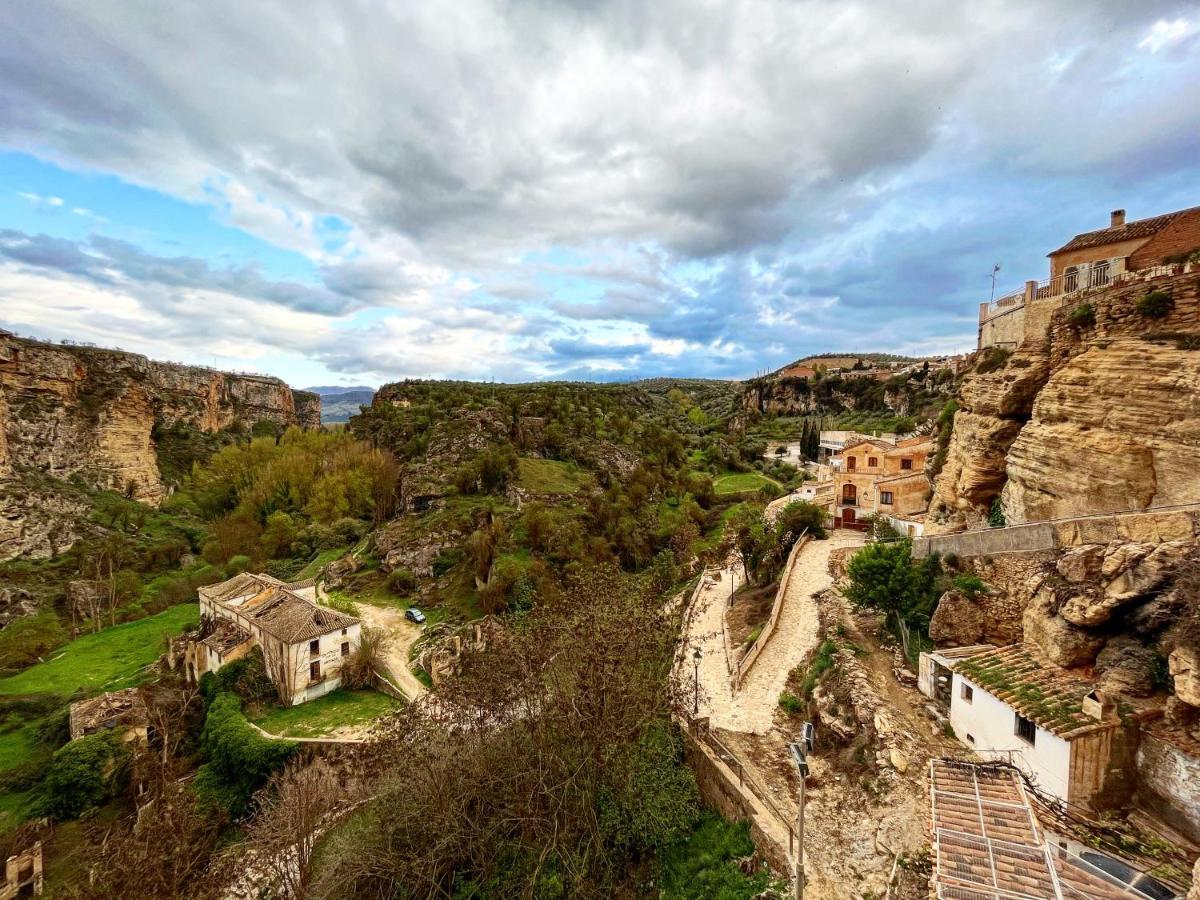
[176,573,361,705]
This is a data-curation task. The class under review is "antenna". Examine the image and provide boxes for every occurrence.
[989,263,1002,302]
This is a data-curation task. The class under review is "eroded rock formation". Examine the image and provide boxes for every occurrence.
[0,332,318,559]
[929,271,1200,533]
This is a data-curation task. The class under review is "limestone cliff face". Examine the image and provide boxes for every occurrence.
[929,270,1200,533]
[0,332,319,558]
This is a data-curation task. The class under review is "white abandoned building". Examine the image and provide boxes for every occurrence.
[172,573,361,705]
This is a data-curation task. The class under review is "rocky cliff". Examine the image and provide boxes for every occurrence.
[929,269,1200,533]
[0,331,318,558]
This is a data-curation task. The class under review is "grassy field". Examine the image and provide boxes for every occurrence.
[0,604,198,698]
[713,472,779,495]
[517,457,589,494]
[250,688,403,738]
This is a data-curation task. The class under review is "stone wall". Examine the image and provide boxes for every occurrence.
[1135,732,1200,843]
[978,303,1025,350]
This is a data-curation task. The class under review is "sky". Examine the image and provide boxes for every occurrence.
[0,2,1198,389]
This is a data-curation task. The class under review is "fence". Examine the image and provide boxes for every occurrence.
[731,531,809,691]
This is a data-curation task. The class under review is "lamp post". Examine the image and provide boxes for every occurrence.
[788,726,814,900]
[692,647,702,716]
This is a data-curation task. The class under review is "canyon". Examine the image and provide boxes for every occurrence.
[0,331,319,559]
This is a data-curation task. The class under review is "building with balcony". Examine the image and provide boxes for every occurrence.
[978,205,1200,350]
[832,435,933,529]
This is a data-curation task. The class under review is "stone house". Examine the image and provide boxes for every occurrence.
[978,204,1200,350]
[180,573,362,705]
[832,436,932,530]
[921,644,1138,812]
[0,841,42,899]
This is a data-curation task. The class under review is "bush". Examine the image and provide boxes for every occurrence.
[778,691,802,714]
[1137,291,1172,319]
[975,347,1011,374]
[988,497,1006,528]
[225,554,253,576]
[194,693,296,818]
[201,649,276,704]
[1068,303,1095,328]
[952,574,987,600]
[44,730,130,819]
[657,814,773,899]
[775,500,828,541]
[385,567,417,595]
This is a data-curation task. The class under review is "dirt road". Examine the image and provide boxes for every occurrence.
[353,602,428,700]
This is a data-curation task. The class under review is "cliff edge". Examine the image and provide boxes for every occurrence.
[0,331,319,558]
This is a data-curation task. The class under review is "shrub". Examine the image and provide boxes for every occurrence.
[975,347,1011,374]
[778,691,802,714]
[775,499,829,541]
[1068,303,1095,328]
[385,567,417,595]
[988,497,1006,528]
[44,730,130,819]
[225,554,253,576]
[952,574,987,600]
[339,626,394,689]
[202,649,276,704]
[1137,291,1172,319]
[194,693,296,818]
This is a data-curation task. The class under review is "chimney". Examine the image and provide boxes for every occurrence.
[1111,209,1126,228]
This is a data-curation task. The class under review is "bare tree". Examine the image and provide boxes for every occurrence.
[242,760,339,898]
[338,626,393,690]
[261,636,300,707]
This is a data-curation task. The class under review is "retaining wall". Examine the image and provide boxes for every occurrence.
[733,532,810,689]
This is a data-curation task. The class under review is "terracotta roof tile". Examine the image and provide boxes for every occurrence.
[1048,206,1200,256]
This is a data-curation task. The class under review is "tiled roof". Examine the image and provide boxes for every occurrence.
[953,645,1105,739]
[237,585,359,644]
[199,572,283,603]
[1048,206,1200,256]
[841,438,895,453]
[929,761,1144,899]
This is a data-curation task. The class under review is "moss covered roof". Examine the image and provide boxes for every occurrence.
[955,644,1103,739]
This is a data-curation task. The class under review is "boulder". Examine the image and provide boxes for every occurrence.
[1023,588,1105,667]
[1103,540,1192,600]
[1169,646,1200,708]
[1095,637,1159,698]
[1189,856,1200,900]
[1056,544,1105,583]
[322,555,360,591]
[929,590,985,646]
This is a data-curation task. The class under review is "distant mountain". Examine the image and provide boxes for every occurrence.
[309,388,376,424]
[303,384,377,397]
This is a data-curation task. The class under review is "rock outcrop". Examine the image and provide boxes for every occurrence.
[0,331,318,559]
[929,270,1200,533]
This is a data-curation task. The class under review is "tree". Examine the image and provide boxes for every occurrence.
[194,693,297,819]
[45,731,130,819]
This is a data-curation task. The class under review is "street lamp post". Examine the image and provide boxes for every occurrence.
[692,647,703,716]
[788,727,814,900]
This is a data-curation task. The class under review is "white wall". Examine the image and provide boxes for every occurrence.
[286,622,363,706]
[949,672,1072,801]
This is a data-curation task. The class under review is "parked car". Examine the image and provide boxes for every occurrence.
[405,607,426,624]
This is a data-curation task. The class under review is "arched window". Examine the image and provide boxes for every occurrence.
[842,483,857,504]
[1063,265,1079,293]
[1089,260,1110,288]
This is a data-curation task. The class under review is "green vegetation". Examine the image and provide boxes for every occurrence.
[657,814,775,899]
[844,540,943,638]
[975,347,1011,374]
[926,399,958,480]
[515,457,589,494]
[0,604,198,697]
[988,497,1006,528]
[1068,302,1096,328]
[44,731,130,819]
[1137,290,1173,319]
[952,573,987,600]
[194,693,297,819]
[250,688,403,738]
[778,691,802,714]
[800,638,838,699]
[714,471,778,495]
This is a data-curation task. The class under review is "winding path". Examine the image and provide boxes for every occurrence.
[348,602,428,701]
[680,529,864,734]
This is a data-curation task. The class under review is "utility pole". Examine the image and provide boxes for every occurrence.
[989,263,1002,302]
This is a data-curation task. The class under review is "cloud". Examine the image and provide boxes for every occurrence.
[1,1,1198,384]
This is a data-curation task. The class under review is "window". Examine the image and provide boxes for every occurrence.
[309,639,320,657]
[880,491,894,505]
[961,683,973,704]
[1064,265,1079,293]
[868,456,878,467]
[1015,713,1036,745]
[900,458,913,471]
[846,456,856,470]
[1089,260,1110,288]
[341,642,350,657]
[341,628,347,636]
[309,660,321,682]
